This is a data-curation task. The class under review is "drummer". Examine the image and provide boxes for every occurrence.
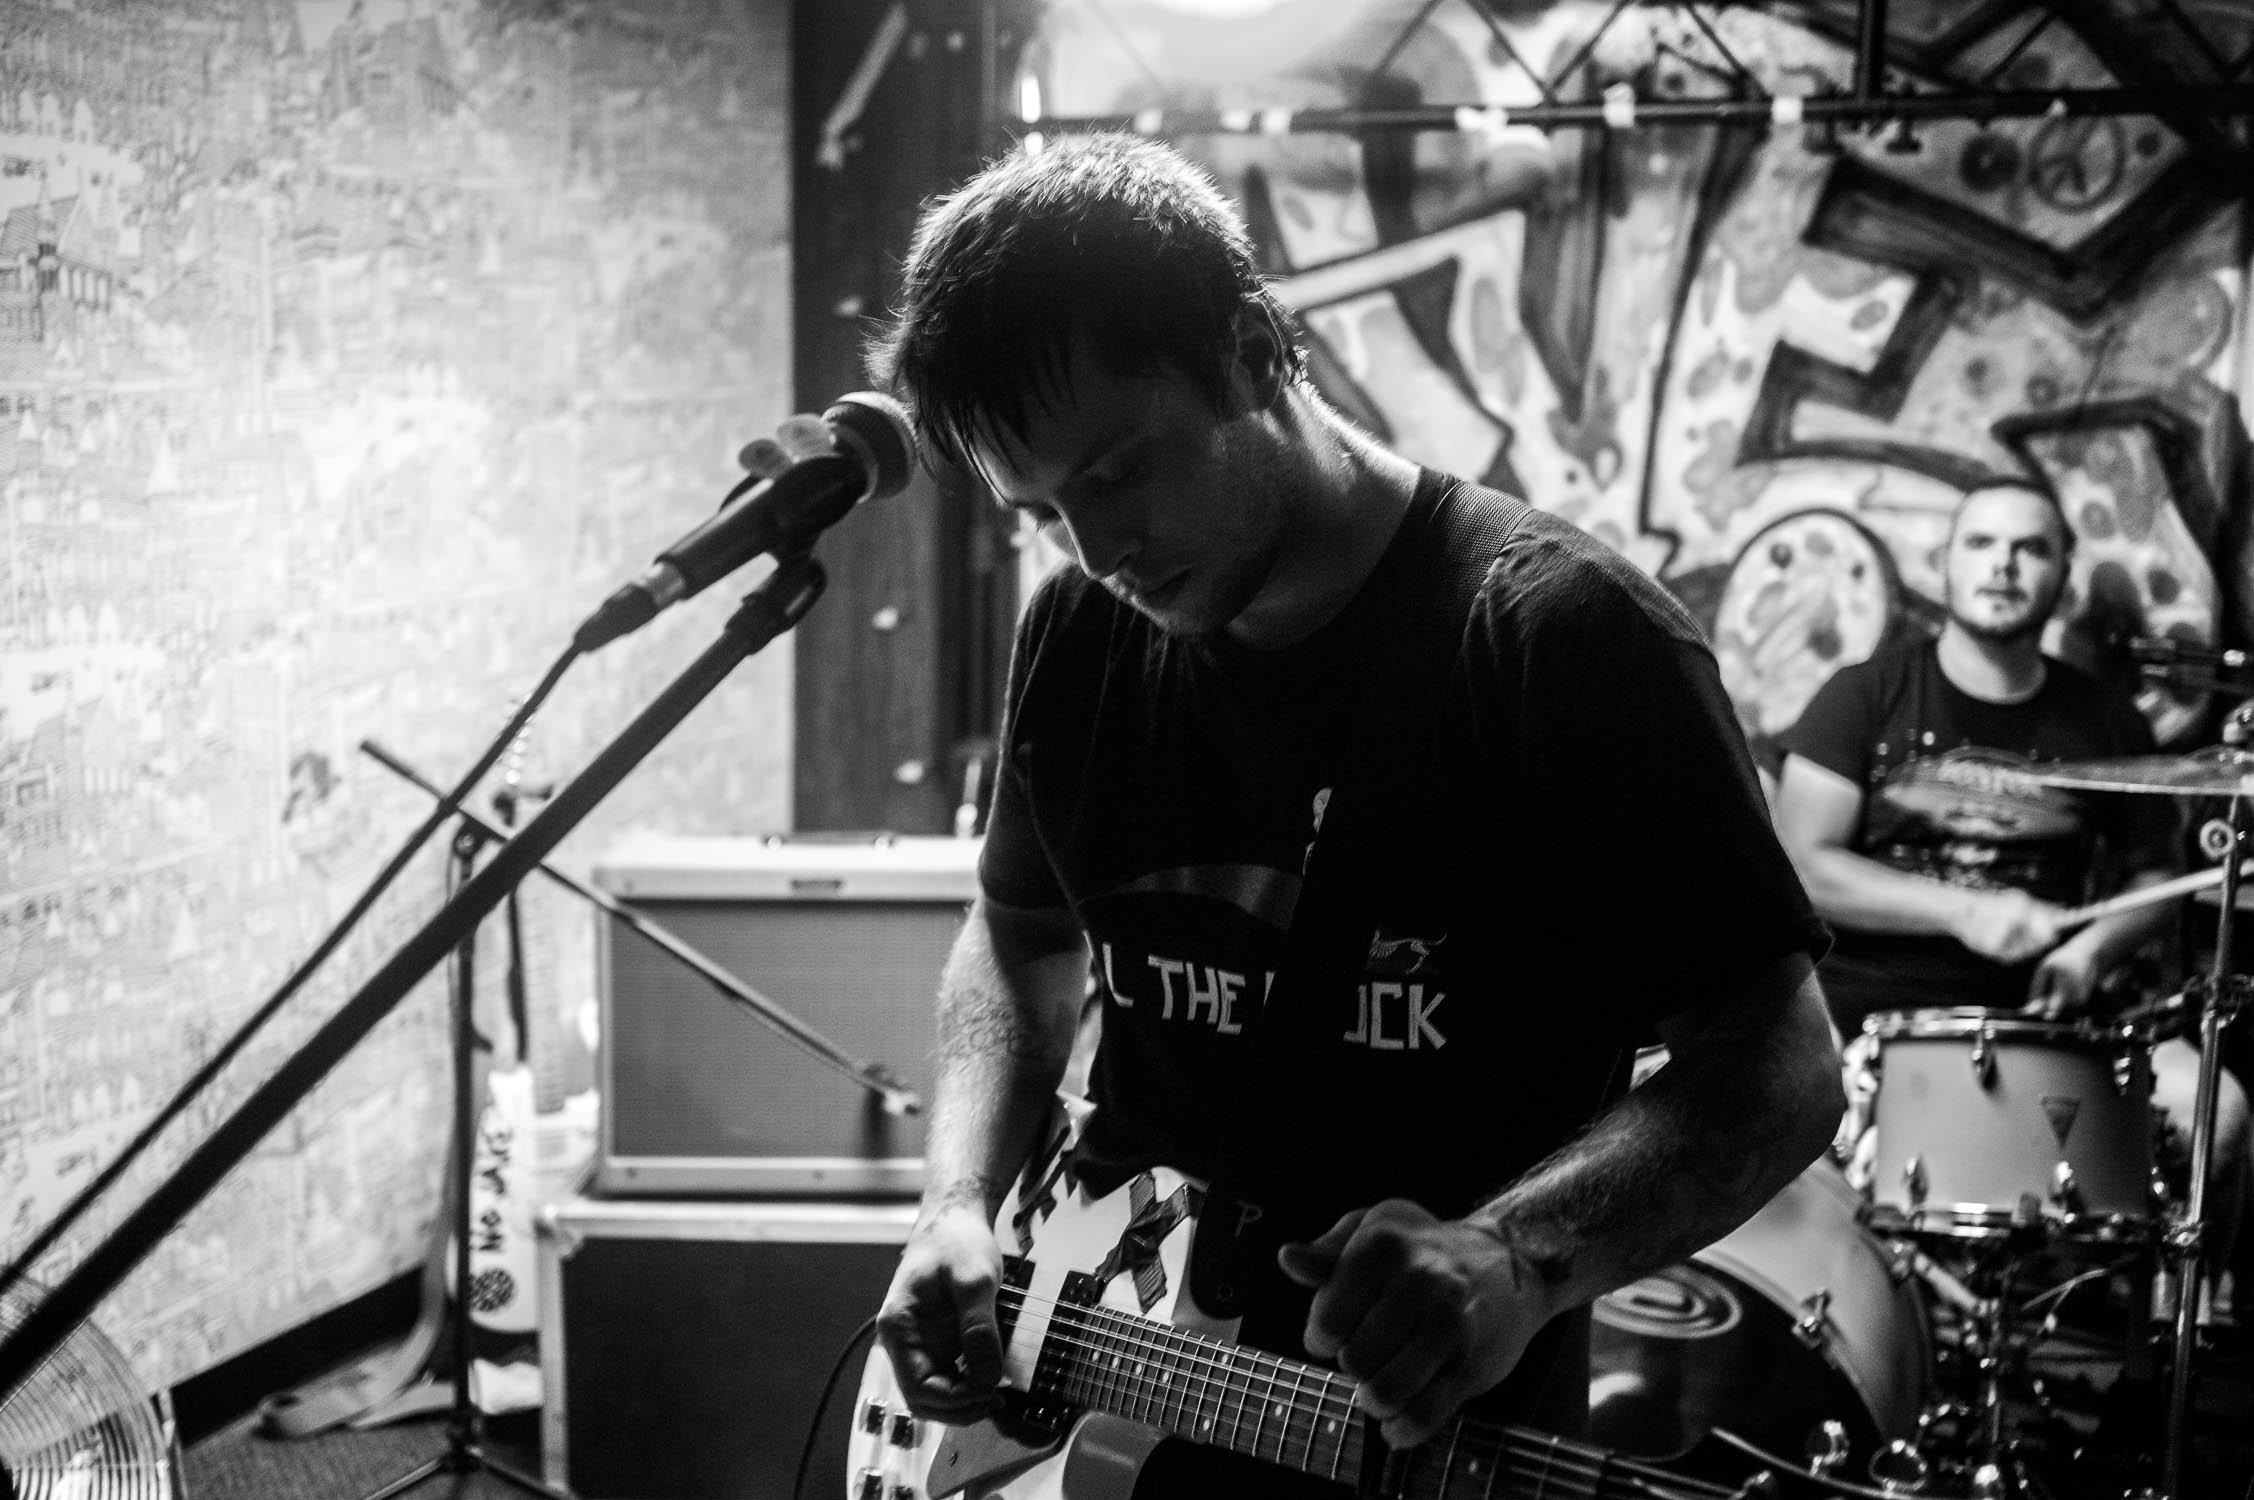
[1771,477,2250,1324]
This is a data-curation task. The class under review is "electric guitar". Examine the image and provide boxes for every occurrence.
[848,1120,1741,1500]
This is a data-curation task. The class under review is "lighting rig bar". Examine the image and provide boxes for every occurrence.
[1015,80,2254,137]
[1008,0,2254,135]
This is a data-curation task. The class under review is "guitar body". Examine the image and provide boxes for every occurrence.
[849,1128,1223,1500]
[850,1373,1162,1500]
[849,1110,1739,1500]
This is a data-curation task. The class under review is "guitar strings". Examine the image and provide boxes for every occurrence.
[978,1283,1729,1500]
[897,1284,1728,1500]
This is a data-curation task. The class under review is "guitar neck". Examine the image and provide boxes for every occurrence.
[1019,1291,1732,1500]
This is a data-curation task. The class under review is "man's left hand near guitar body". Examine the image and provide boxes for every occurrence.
[1279,1199,1551,1451]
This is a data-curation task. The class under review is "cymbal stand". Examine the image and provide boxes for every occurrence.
[2156,704,2254,1499]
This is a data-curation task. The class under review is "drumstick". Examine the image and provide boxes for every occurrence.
[2056,859,2254,929]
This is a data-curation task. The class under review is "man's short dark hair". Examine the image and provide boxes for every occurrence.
[867,132,1305,473]
[1951,475,2077,557]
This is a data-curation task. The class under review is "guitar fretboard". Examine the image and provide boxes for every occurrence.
[1013,1289,1733,1500]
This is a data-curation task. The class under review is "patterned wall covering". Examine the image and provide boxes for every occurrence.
[0,0,793,1389]
[1029,0,2253,752]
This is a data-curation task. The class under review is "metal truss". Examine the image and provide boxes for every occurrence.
[1008,0,2254,137]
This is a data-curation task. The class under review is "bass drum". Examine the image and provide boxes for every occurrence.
[1589,1159,1929,1477]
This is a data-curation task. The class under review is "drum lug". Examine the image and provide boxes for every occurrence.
[1802,1418,1850,1477]
[2114,1053,2135,1095]
[1970,1025,1995,1087]
[1868,1440,1931,1494]
[2051,1160,2084,1216]
[1902,1155,1928,1208]
[1792,1287,1833,1347]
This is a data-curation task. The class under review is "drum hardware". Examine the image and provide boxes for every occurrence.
[1803,1419,1850,1480]
[1869,1200,2159,1496]
[1867,1439,1933,1493]
[2032,712,2254,1498]
[1902,1243,1986,1319]
[1588,1161,1932,1489]
[1863,1011,2158,1244]
[2193,882,2254,911]
[1917,1250,2073,1499]
[2026,746,2254,798]
[1795,1288,1836,1348]
[2048,1164,2082,1219]
[1712,1426,1953,1500]
[2163,969,2252,1022]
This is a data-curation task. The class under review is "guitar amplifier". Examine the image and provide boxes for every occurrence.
[590,834,978,1197]
[537,1193,915,1500]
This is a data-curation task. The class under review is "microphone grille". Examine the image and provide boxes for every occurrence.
[824,390,917,500]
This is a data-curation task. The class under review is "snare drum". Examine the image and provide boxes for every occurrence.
[1864,1009,2158,1241]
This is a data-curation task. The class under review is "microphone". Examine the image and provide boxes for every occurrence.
[574,391,916,651]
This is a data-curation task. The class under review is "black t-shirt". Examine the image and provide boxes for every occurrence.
[1777,637,2172,1032]
[980,470,1824,1478]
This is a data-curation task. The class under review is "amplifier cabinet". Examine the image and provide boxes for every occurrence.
[537,1194,916,1500]
[591,834,977,1197]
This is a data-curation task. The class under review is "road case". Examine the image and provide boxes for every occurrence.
[537,1192,915,1499]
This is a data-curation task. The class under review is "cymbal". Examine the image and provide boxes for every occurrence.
[2194,883,2254,911]
[2031,748,2254,796]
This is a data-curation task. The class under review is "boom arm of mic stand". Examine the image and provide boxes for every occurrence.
[356,738,922,1117]
[0,555,828,1407]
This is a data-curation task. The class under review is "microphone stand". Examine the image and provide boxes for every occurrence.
[349,817,558,1500]
[0,553,826,1407]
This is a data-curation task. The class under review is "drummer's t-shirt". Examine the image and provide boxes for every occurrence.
[1778,637,2172,1033]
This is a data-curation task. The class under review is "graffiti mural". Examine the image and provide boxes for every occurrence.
[1027,0,2251,749]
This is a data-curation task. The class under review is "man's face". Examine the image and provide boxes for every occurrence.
[1944,485,2072,645]
[967,340,1289,639]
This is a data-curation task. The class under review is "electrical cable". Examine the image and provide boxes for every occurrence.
[796,1315,881,1500]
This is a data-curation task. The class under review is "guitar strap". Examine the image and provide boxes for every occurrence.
[1187,479,1524,1329]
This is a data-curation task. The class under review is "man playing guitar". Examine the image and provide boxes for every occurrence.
[863,133,1844,1498]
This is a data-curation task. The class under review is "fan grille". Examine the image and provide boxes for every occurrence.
[0,1279,173,1500]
